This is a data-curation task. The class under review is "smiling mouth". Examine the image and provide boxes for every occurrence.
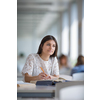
[48,50,53,52]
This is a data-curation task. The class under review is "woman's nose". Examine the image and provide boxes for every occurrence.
[50,45,53,49]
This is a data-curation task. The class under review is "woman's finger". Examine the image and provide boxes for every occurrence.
[40,72,47,76]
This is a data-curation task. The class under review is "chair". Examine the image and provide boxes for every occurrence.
[55,81,84,100]
[72,72,84,81]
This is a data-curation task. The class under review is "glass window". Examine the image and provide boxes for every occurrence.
[62,12,69,55]
[70,3,78,65]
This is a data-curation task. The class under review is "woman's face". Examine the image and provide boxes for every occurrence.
[61,57,67,65]
[41,40,56,56]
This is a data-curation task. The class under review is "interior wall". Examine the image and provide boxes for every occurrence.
[17,37,33,58]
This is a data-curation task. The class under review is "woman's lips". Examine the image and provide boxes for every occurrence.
[48,50,53,52]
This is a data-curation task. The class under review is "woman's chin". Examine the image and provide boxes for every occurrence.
[47,52,53,56]
[50,53,54,56]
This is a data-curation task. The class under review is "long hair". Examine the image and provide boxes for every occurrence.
[37,35,58,57]
[75,55,84,66]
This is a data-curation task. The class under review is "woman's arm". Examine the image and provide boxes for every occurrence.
[24,73,38,82]
[49,75,59,79]
[24,72,48,82]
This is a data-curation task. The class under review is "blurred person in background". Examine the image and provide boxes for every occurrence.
[71,55,84,76]
[58,54,72,75]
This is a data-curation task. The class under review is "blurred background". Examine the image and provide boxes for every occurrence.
[17,0,84,75]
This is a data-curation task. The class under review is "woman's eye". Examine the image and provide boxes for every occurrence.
[47,44,50,46]
[53,45,56,47]
[47,44,55,47]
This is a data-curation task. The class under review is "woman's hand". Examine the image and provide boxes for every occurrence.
[37,72,47,80]
[46,75,51,80]
[48,75,59,80]
[37,72,51,80]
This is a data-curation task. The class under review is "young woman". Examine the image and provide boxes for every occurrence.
[59,54,71,70]
[71,55,84,76]
[59,54,72,75]
[22,35,59,82]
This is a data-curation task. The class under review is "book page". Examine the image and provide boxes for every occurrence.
[59,75,72,80]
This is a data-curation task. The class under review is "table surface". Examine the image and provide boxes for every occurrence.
[17,81,55,92]
[17,85,55,93]
[17,81,55,98]
[17,74,73,98]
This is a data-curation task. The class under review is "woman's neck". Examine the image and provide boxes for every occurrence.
[39,53,50,61]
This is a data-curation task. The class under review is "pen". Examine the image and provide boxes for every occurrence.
[40,67,47,76]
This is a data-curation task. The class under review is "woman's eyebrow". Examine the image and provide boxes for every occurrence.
[47,42,56,45]
[46,42,50,44]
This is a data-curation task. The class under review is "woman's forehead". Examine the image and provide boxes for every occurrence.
[45,40,56,44]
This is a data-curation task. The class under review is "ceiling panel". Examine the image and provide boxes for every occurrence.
[17,0,73,38]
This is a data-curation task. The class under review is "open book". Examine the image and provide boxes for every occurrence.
[53,75,72,82]
[59,75,72,80]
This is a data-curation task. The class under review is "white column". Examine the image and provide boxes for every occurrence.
[76,0,83,55]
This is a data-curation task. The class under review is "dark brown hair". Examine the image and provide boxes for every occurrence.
[37,35,58,57]
[75,55,84,66]
[59,54,68,66]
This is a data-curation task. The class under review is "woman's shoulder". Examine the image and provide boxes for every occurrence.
[50,56,57,60]
[75,64,84,68]
[73,65,84,70]
[27,53,39,59]
[50,56,58,63]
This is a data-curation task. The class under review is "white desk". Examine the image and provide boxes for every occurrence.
[17,74,73,98]
[17,81,55,98]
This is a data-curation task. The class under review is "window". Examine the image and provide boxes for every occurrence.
[62,12,69,55]
[70,3,78,65]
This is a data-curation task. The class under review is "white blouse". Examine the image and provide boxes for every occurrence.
[22,53,59,76]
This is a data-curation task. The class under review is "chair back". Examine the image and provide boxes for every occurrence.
[55,81,84,100]
[72,72,84,81]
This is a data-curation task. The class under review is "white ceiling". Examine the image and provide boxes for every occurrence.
[17,0,73,38]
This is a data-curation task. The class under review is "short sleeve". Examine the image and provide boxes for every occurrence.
[52,57,59,75]
[21,54,34,76]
